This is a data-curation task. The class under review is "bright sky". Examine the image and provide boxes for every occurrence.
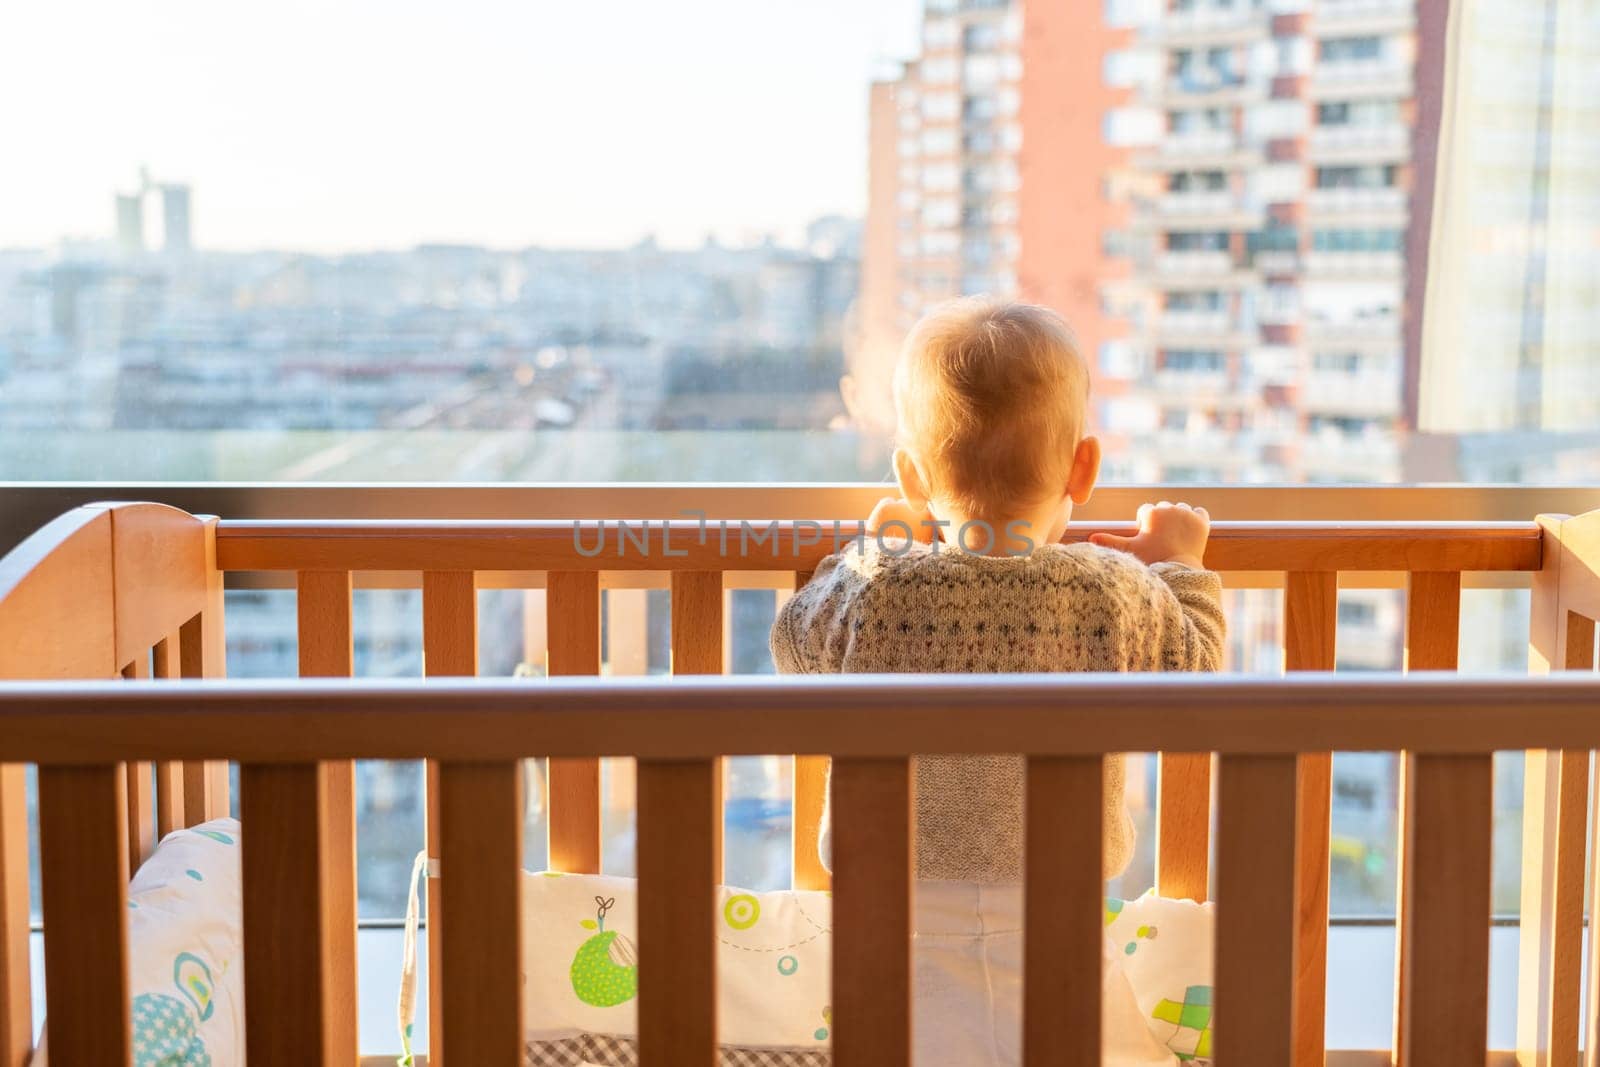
[1,0,921,252]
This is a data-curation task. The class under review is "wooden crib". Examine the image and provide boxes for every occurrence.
[1,499,1598,1066]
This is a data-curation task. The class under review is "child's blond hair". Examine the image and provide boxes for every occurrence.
[893,298,1090,521]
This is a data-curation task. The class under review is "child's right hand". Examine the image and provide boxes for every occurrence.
[1089,502,1210,570]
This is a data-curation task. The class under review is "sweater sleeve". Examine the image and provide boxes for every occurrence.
[1149,563,1226,672]
[770,552,856,675]
[771,554,860,874]
[1102,753,1136,879]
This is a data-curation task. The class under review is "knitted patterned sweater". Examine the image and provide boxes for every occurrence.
[770,539,1226,883]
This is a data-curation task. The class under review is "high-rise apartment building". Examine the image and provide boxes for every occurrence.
[854,0,1028,435]
[1093,0,1428,487]
[115,193,144,257]
[112,173,194,258]
[161,185,193,255]
[859,0,1446,671]
[861,0,1443,489]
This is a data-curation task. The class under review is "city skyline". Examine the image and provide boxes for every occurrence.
[1,0,920,253]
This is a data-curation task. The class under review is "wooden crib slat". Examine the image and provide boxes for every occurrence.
[792,754,831,891]
[39,764,131,1064]
[423,572,476,670]
[121,655,158,872]
[438,762,523,1064]
[637,758,718,1065]
[1397,571,1461,1064]
[241,762,335,1064]
[178,604,229,824]
[1157,752,1210,901]
[1285,569,1336,1067]
[153,634,186,836]
[0,766,25,1067]
[423,569,478,1067]
[547,571,602,875]
[1023,756,1103,1067]
[832,757,912,1067]
[672,571,725,878]
[298,569,359,1065]
[1215,753,1298,1065]
[1404,572,1461,671]
[1531,746,1589,1067]
[788,573,831,892]
[179,759,226,829]
[299,570,354,674]
[672,572,723,675]
[126,759,154,869]
[1400,754,1492,1065]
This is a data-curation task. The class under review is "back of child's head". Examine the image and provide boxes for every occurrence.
[894,298,1090,520]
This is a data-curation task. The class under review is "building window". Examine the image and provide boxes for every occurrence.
[963,23,1003,51]
[1161,349,1226,372]
[1314,164,1397,189]
[1337,600,1378,625]
[964,128,998,154]
[1320,36,1383,63]
[1317,100,1402,127]
[1165,291,1225,311]
[1311,229,1403,252]
[1170,106,1231,133]
[1311,414,1383,437]
[1167,231,1230,251]
[1248,226,1299,255]
[1170,170,1229,192]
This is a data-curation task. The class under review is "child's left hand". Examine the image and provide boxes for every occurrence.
[866,497,934,542]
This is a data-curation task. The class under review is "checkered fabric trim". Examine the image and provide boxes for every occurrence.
[525,1034,830,1067]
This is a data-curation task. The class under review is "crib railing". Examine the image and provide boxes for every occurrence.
[2,499,1597,1066]
[213,514,1545,1067]
[3,675,1600,1067]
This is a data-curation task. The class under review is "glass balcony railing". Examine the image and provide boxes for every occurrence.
[1154,249,1237,274]
[1159,129,1239,155]
[1303,249,1406,276]
[1306,185,1409,212]
[1308,123,1411,154]
[1155,190,1257,216]
[1312,0,1416,26]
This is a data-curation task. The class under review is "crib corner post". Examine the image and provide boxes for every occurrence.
[1516,513,1592,1065]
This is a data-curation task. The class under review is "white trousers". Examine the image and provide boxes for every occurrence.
[914,881,1178,1067]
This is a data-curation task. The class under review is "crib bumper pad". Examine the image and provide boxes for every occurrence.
[30,822,1214,1067]
[33,818,244,1067]
[503,874,1211,1067]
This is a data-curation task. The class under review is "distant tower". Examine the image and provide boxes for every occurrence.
[115,193,145,256]
[161,185,192,254]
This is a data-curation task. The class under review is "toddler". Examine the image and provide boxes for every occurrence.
[771,297,1226,885]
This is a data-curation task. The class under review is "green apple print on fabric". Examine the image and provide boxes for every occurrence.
[570,896,638,1008]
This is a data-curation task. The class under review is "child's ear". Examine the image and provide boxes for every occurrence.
[892,448,931,508]
[1068,435,1101,506]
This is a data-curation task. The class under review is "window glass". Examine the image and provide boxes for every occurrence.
[6,0,1591,487]
[1321,35,1383,63]
[6,0,1600,996]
